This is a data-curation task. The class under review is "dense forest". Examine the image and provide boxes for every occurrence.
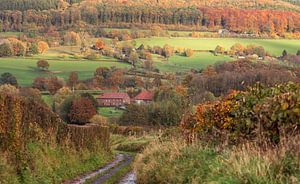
[0,0,299,34]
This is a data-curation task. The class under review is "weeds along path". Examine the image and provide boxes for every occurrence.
[64,153,135,184]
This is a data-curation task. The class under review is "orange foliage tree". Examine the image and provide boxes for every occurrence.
[37,41,49,54]
[68,97,97,125]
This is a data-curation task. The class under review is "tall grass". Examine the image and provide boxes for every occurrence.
[134,136,300,184]
[0,140,113,184]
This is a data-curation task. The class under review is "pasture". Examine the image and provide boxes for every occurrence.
[0,54,129,86]
[135,37,300,56]
[152,52,233,72]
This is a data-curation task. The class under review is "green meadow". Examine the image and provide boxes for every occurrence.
[135,37,300,56]
[152,52,233,72]
[0,54,129,86]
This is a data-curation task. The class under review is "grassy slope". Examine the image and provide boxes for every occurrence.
[153,52,232,72]
[134,139,300,184]
[0,141,113,184]
[135,37,300,56]
[98,107,124,119]
[0,54,129,86]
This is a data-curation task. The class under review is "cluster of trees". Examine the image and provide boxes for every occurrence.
[0,38,49,57]
[281,49,300,66]
[120,87,189,126]
[187,59,300,104]
[0,2,299,35]
[0,72,18,87]
[215,43,267,58]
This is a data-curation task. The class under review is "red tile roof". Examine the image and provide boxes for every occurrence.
[97,92,130,99]
[134,91,154,101]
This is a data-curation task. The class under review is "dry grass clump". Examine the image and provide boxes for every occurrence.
[134,136,300,184]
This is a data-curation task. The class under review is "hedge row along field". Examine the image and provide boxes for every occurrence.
[182,82,300,144]
[0,94,110,173]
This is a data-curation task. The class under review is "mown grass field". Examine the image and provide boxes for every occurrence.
[152,52,233,72]
[135,37,300,56]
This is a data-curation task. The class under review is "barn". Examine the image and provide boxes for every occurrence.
[97,92,130,107]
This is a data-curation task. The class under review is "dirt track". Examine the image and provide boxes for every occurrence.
[64,153,136,184]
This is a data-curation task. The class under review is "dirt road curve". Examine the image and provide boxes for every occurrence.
[64,153,136,184]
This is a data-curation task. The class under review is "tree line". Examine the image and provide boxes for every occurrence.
[0,3,299,35]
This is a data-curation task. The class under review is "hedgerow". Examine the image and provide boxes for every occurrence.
[182,82,300,144]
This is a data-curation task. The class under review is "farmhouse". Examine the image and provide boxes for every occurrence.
[97,92,130,107]
[133,91,154,104]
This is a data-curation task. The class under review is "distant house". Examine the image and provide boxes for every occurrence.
[218,29,230,35]
[133,91,154,105]
[97,92,130,107]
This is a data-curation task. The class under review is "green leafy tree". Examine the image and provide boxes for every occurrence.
[282,50,288,57]
[0,72,18,86]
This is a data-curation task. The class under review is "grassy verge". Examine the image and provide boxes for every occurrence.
[0,141,113,184]
[110,134,156,153]
[134,138,300,184]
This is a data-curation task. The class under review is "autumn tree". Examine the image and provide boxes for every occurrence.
[144,59,154,71]
[28,43,39,55]
[37,41,49,54]
[215,45,225,55]
[95,38,105,50]
[230,43,245,56]
[253,46,266,58]
[47,76,65,95]
[37,60,49,71]
[128,51,139,67]
[153,76,162,88]
[0,42,13,57]
[68,71,79,90]
[54,87,72,110]
[63,31,81,46]
[107,69,125,87]
[8,38,26,56]
[162,44,174,60]
[0,84,19,95]
[32,77,48,91]
[0,72,18,86]
[68,97,97,125]
[184,48,194,57]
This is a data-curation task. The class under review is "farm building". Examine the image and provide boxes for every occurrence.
[133,91,154,104]
[97,92,130,107]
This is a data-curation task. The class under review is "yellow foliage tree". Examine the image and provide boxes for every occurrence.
[37,41,49,54]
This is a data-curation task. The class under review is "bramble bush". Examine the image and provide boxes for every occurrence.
[182,82,300,144]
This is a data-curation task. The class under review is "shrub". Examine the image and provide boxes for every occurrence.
[182,82,300,144]
[120,104,148,125]
[37,60,49,71]
[90,115,107,125]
